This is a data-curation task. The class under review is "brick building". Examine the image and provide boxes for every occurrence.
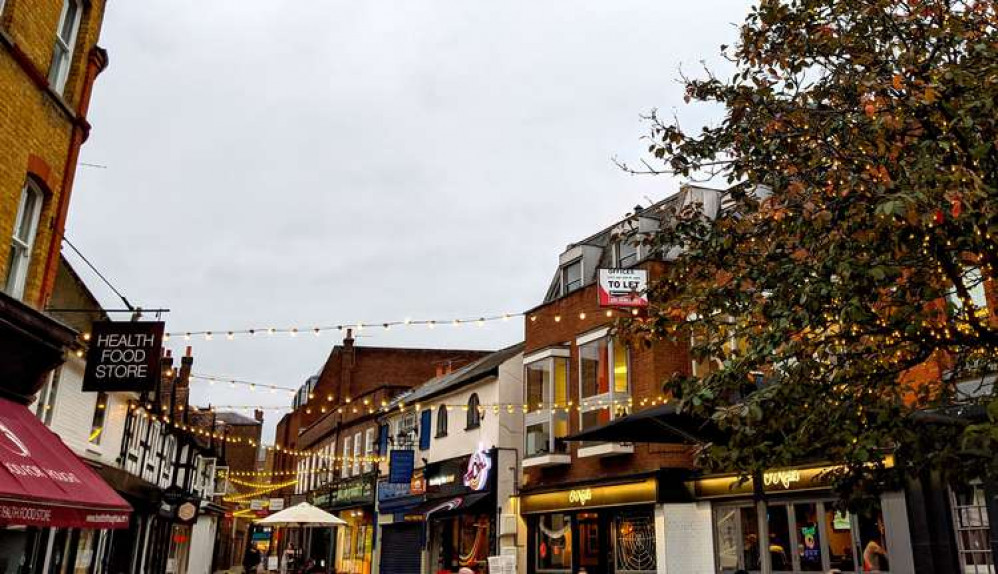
[517,190,718,574]
[0,0,109,402]
[271,332,489,571]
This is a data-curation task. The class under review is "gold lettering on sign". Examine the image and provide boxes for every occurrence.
[568,488,593,506]
[763,469,801,489]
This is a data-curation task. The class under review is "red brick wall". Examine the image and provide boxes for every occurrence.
[522,261,695,491]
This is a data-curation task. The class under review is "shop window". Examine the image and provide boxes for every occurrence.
[88,392,108,445]
[4,179,43,300]
[524,356,570,458]
[578,337,631,436]
[561,259,583,295]
[614,510,657,573]
[950,482,994,573]
[466,393,481,429]
[436,405,448,437]
[537,514,573,573]
[48,0,82,94]
[713,501,891,573]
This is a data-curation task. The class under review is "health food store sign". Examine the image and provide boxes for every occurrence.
[83,321,164,392]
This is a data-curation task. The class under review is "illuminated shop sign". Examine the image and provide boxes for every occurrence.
[463,444,491,492]
[520,478,657,514]
[691,457,894,499]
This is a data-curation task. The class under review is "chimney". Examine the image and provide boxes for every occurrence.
[177,347,194,422]
[339,329,356,402]
[159,351,174,413]
[254,409,264,423]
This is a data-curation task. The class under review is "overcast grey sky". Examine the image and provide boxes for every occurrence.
[67,0,753,442]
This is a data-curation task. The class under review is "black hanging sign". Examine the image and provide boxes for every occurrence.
[83,321,165,392]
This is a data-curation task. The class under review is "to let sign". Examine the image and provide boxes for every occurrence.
[83,321,164,392]
[597,269,648,308]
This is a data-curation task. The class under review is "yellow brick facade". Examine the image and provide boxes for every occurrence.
[0,0,107,309]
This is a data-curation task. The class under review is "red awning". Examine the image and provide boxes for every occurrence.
[0,397,131,529]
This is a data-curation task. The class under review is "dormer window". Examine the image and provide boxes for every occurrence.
[561,259,583,295]
[615,240,639,268]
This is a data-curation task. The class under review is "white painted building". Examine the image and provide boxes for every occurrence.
[375,343,525,574]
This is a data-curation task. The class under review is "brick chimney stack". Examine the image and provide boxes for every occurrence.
[254,409,264,423]
[340,329,356,401]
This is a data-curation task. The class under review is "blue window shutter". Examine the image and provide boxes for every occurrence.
[419,410,432,450]
[378,424,389,455]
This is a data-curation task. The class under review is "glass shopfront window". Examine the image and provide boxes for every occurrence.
[713,500,890,573]
[430,514,492,574]
[537,514,573,573]
[534,508,656,574]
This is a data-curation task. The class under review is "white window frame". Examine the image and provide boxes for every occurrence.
[48,0,83,94]
[577,336,631,434]
[524,353,570,458]
[363,428,375,473]
[5,180,44,300]
[352,431,362,475]
[614,239,640,268]
[561,258,583,295]
[342,436,352,478]
[0,0,8,20]
[948,267,989,321]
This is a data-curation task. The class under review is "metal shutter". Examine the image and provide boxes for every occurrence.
[379,523,422,574]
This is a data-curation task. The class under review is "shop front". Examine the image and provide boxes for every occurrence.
[521,477,660,574]
[691,462,915,574]
[0,396,132,572]
[414,447,499,574]
[316,472,377,574]
[376,476,425,574]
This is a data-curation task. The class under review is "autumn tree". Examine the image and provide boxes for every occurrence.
[627,0,998,502]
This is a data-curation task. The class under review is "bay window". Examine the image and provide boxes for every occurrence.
[578,336,630,434]
[524,354,570,458]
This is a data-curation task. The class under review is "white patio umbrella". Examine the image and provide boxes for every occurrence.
[255,502,347,527]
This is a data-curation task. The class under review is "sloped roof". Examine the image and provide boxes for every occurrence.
[214,411,260,426]
[387,342,524,408]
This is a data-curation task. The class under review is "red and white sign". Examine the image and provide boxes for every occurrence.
[597,269,648,308]
[0,398,131,529]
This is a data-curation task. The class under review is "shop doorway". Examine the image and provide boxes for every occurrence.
[532,508,657,574]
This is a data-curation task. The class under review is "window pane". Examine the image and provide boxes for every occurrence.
[60,0,79,42]
[580,339,608,399]
[537,514,572,572]
[526,422,550,457]
[15,188,38,242]
[89,392,107,445]
[617,241,638,267]
[767,505,791,571]
[552,411,569,453]
[714,507,740,571]
[825,508,856,571]
[563,260,582,293]
[527,361,549,406]
[553,358,569,404]
[794,503,823,571]
[858,507,889,572]
[614,510,656,573]
[613,340,629,394]
[741,506,761,571]
[580,409,609,432]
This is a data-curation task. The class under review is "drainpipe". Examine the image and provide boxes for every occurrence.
[40,47,109,305]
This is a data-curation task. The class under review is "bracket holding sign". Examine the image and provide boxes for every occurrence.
[83,321,165,392]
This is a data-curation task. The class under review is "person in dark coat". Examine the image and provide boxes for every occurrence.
[243,545,262,574]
